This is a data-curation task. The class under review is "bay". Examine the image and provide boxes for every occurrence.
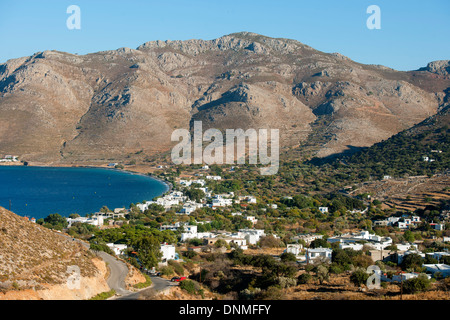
[0,166,168,220]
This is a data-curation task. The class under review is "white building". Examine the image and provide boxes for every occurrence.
[107,243,127,256]
[430,223,445,231]
[306,247,332,264]
[206,175,222,181]
[212,195,233,207]
[179,179,206,187]
[319,207,329,214]
[295,234,324,245]
[423,264,450,278]
[0,155,19,162]
[180,225,214,242]
[238,228,266,245]
[66,215,104,227]
[426,252,450,263]
[246,216,258,225]
[392,272,431,282]
[179,201,203,215]
[160,243,176,262]
[237,195,257,204]
[137,191,188,211]
[327,230,393,250]
[396,250,425,264]
[285,244,303,257]
[159,222,186,231]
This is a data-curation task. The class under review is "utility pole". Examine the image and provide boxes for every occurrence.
[400,278,403,300]
[9,199,11,211]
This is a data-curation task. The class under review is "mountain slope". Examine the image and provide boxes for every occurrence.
[327,105,450,178]
[0,207,109,299]
[0,32,448,163]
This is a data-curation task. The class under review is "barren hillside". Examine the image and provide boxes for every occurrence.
[0,32,449,163]
[0,207,109,299]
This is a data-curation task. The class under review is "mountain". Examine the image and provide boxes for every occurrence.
[0,32,449,163]
[0,207,109,299]
[324,105,450,178]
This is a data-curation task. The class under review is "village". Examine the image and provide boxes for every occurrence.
[52,163,449,296]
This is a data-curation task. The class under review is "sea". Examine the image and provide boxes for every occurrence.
[0,166,169,220]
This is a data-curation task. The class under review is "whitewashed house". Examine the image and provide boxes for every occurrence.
[423,264,450,278]
[206,175,222,181]
[107,243,127,256]
[306,248,332,264]
[160,243,176,262]
[238,229,266,245]
[392,272,431,282]
[319,207,329,214]
[245,216,258,225]
[285,244,303,257]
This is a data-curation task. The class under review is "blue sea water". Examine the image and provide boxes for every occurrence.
[0,166,168,220]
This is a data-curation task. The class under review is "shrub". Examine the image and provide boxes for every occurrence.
[297,273,312,284]
[179,280,201,295]
[330,263,344,274]
[350,268,369,287]
[259,235,282,248]
[260,286,285,300]
[133,274,152,289]
[280,252,297,262]
[240,288,262,300]
[184,250,198,259]
[168,260,184,276]
[89,289,116,300]
[400,253,424,272]
[159,266,174,277]
[314,265,329,284]
[403,274,431,294]
[276,276,297,289]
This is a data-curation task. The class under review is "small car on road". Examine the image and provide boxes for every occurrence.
[171,276,187,282]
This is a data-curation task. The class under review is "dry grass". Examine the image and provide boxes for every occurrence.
[0,207,99,292]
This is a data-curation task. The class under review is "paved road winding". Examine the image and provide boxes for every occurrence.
[59,233,172,300]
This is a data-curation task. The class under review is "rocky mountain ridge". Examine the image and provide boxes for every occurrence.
[0,32,449,163]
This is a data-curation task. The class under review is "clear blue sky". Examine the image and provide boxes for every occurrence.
[0,0,449,71]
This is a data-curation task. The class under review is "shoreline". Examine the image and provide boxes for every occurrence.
[0,161,172,193]
[0,162,173,216]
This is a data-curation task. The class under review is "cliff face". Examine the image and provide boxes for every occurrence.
[0,207,109,300]
[0,32,448,162]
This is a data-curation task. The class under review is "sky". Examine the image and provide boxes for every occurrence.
[0,0,449,71]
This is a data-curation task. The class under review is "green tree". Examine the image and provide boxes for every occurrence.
[403,274,431,294]
[185,188,206,203]
[350,268,369,287]
[280,252,297,263]
[297,273,312,284]
[133,236,162,268]
[400,253,424,272]
[310,238,330,249]
[314,265,329,285]
[44,213,68,229]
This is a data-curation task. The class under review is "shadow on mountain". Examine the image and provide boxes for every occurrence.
[308,145,368,166]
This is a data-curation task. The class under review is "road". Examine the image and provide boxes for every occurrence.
[97,251,133,296]
[116,275,174,300]
[58,233,173,300]
[58,234,133,297]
